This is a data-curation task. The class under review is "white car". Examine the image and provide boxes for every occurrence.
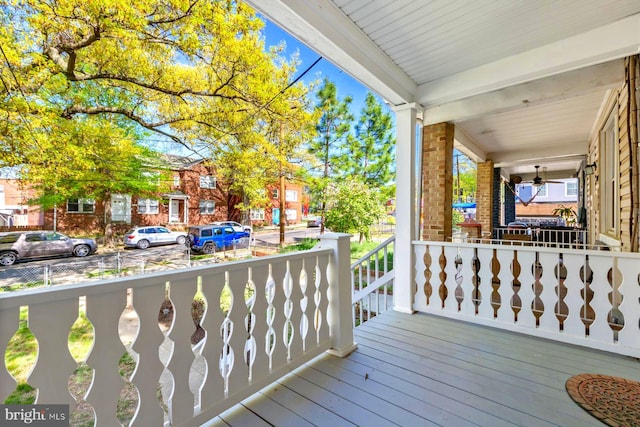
[123,226,187,249]
[211,221,252,234]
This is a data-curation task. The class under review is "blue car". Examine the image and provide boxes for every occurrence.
[187,225,250,254]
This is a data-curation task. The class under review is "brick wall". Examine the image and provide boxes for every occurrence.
[476,160,494,236]
[421,123,453,241]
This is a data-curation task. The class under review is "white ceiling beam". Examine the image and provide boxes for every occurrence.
[246,0,416,105]
[422,60,624,125]
[453,127,486,163]
[416,14,640,106]
[492,148,588,167]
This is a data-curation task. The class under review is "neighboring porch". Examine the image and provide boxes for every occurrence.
[206,310,639,427]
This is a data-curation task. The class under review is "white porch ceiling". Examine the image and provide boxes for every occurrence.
[246,0,640,177]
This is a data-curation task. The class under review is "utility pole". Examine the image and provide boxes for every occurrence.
[455,153,462,203]
[279,124,286,246]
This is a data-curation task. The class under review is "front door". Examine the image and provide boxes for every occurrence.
[273,208,280,226]
[170,200,180,223]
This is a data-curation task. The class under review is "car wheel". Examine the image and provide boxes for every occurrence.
[202,243,215,254]
[137,239,150,250]
[73,244,91,257]
[0,251,17,266]
[176,235,186,245]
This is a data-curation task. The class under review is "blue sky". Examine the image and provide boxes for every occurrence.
[261,19,378,116]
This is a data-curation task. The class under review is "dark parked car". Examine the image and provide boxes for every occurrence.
[0,231,98,266]
[187,225,250,254]
[123,226,187,249]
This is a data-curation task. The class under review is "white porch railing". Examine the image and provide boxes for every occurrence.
[414,240,640,358]
[0,234,355,427]
[351,236,395,326]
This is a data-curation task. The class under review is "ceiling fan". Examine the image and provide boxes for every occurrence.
[515,165,564,186]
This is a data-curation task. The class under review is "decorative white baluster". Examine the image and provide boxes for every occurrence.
[476,246,494,319]
[495,248,514,322]
[264,266,277,370]
[588,254,614,342]
[299,258,310,353]
[247,264,268,382]
[316,253,330,346]
[516,250,536,328]
[559,252,585,337]
[269,261,287,373]
[459,246,475,315]
[0,306,19,401]
[27,299,78,406]
[537,251,560,332]
[244,271,257,383]
[281,261,294,361]
[413,244,427,310]
[617,257,640,347]
[85,290,128,425]
[443,246,458,313]
[129,285,167,426]
[200,270,226,407]
[287,257,304,360]
[166,277,198,425]
[226,268,250,394]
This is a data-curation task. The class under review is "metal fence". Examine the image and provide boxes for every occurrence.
[0,238,253,291]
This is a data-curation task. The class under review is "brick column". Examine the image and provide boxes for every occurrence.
[421,123,453,241]
[476,160,494,238]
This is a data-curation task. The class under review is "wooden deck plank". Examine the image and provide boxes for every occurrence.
[322,354,519,427]
[354,317,604,426]
[214,402,271,427]
[208,310,639,426]
[260,375,357,427]
[311,354,491,426]
[391,310,640,378]
[240,390,315,427]
[278,370,399,427]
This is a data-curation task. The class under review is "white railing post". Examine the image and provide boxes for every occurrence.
[321,233,358,357]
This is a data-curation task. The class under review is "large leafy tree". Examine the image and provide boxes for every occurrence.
[324,178,385,243]
[337,92,395,200]
[0,0,313,222]
[306,78,353,232]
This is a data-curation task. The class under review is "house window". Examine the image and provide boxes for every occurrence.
[138,198,159,214]
[67,198,95,213]
[199,200,215,214]
[516,184,546,202]
[536,184,547,198]
[173,175,180,187]
[250,209,265,220]
[272,189,279,199]
[285,190,298,202]
[565,180,578,197]
[285,209,297,221]
[200,175,216,189]
[600,110,619,237]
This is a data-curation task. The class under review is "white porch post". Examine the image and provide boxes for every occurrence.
[322,233,358,357]
[392,103,420,314]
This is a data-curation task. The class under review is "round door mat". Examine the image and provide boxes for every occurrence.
[566,373,640,426]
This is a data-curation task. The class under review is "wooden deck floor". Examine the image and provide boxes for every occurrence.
[204,311,640,426]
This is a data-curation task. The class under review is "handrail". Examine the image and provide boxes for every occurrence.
[350,236,395,326]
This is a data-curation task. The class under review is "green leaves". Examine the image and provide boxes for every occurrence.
[1,0,317,214]
[324,178,386,243]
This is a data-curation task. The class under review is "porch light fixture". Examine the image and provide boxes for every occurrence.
[585,162,597,176]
